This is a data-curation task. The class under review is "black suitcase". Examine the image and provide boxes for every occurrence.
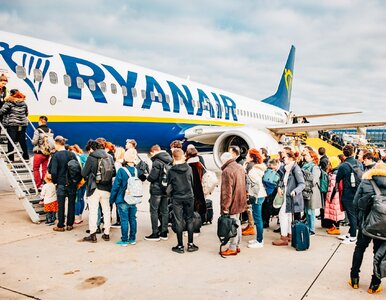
[291,220,310,251]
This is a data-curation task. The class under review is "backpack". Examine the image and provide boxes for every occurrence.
[66,153,82,186]
[262,168,280,196]
[201,164,218,196]
[346,162,364,191]
[38,128,54,155]
[362,180,386,241]
[122,167,143,205]
[96,157,115,184]
[217,214,238,257]
[247,167,262,197]
[301,168,314,201]
[158,160,172,193]
[319,168,329,193]
[136,156,149,182]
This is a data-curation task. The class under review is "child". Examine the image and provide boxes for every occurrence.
[41,173,58,225]
[110,149,139,246]
[167,148,198,254]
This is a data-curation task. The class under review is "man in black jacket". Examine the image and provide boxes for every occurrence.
[318,147,329,172]
[82,140,115,243]
[167,148,198,253]
[145,144,172,241]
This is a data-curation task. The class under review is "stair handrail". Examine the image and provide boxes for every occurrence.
[0,122,38,195]
[26,118,37,143]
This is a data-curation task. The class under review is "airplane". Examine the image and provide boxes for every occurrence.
[0,31,385,167]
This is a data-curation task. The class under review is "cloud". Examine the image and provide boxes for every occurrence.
[1,0,385,123]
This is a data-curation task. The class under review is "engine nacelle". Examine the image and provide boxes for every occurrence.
[213,128,280,168]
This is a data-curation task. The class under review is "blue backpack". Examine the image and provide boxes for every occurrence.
[262,168,280,196]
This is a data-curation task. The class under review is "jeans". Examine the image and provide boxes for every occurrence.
[7,125,29,161]
[351,230,382,285]
[56,184,76,228]
[46,211,56,223]
[229,214,241,250]
[33,153,50,188]
[75,185,86,216]
[117,202,137,242]
[305,208,315,233]
[252,197,265,243]
[172,197,194,246]
[342,199,357,237]
[149,194,168,235]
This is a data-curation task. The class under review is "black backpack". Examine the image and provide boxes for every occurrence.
[346,162,364,192]
[96,157,114,184]
[362,180,386,241]
[66,153,82,186]
[217,215,238,257]
[136,156,149,182]
[158,160,172,193]
[301,168,314,201]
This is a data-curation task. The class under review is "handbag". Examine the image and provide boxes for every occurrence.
[201,164,218,196]
[273,192,284,209]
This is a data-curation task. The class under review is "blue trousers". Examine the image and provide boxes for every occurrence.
[75,185,86,216]
[117,202,137,242]
[251,197,265,243]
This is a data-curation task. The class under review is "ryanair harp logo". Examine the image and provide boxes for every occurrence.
[0,42,53,100]
[284,68,292,100]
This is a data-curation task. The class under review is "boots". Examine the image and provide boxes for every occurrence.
[83,233,97,243]
[272,235,289,246]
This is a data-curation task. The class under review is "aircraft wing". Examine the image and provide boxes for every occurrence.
[267,121,386,135]
[294,111,362,119]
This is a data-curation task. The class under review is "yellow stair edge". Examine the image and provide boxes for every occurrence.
[305,138,343,157]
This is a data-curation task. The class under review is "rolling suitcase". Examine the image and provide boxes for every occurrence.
[290,197,310,251]
[202,199,214,224]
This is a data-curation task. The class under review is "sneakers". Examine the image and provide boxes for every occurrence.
[144,233,160,241]
[248,240,264,248]
[128,240,137,245]
[368,283,382,294]
[337,234,350,240]
[160,232,168,241]
[172,245,185,254]
[248,239,257,244]
[242,226,255,236]
[101,234,110,241]
[219,249,237,256]
[341,237,357,244]
[116,240,128,247]
[327,226,341,235]
[83,233,97,243]
[187,243,199,252]
[348,277,359,289]
[111,222,121,228]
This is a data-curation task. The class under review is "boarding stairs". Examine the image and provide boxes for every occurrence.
[0,122,45,223]
[305,137,343,157]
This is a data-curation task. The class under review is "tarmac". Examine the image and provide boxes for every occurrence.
[0,155,383,300]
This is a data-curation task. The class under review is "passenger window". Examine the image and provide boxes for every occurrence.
[33,69,43,82]
[49,72,58,84]
[131,87,137,98]
[111,83,117,94]
[88,79,96,91]
[158,93,163,101]
[150,91,155,101]
[16,65,27,79]
[166,95,170,104]
[63,74,71,87]
[76,77,84,89]
[122,86,128,96]
[179,96,184,106]
[141,90,146,99]
[100,81,106,92]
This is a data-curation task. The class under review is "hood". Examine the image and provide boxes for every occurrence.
[171,162,190,174]
[4,95,26,103]
[91,149,108,159]
[221,159,235,171]
[362,163,386,189]
[151,151,172,164]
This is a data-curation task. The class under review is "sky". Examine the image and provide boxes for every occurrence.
[1,0,386,123]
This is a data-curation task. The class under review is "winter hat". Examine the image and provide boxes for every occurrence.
[5,89,25,100]
[124,148,137,163]
[329,156,340,169]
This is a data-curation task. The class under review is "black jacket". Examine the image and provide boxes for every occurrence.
[336,157,363,203]
[353,166,386,228]
[147,151,172,195]
[0,96,28,127]
[319,155,329,172]
[167,162,194,201]
[48,150,76,186]
[82,149,116,196]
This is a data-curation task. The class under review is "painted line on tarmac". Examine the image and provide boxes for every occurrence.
[0,285,42,300]
[300,242,342,299]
